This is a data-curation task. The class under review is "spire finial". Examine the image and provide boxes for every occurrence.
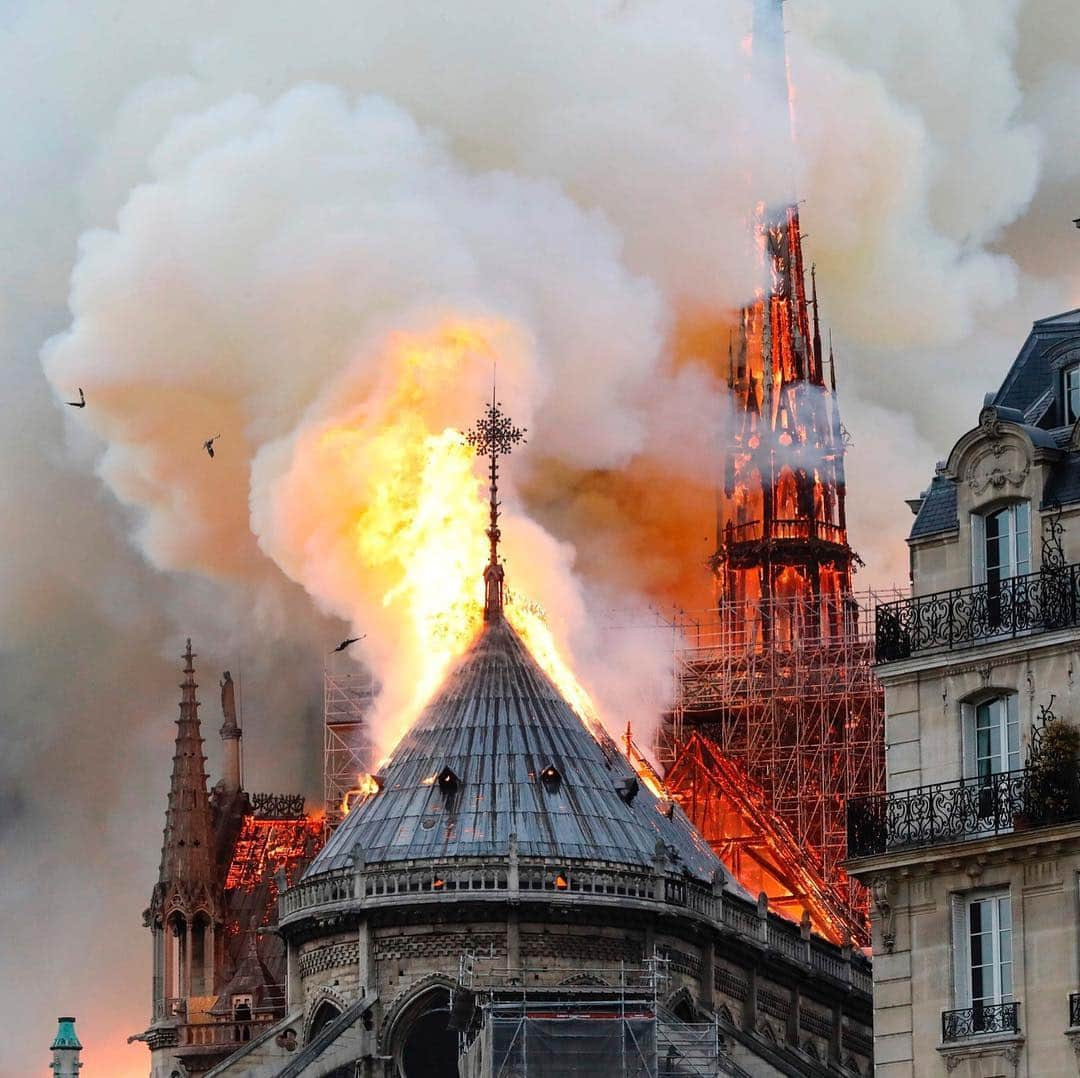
[183,637,196,682]
[466,380,526,622]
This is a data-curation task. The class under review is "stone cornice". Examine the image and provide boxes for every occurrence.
[875,625,1080,682]
[845,819,1080,880]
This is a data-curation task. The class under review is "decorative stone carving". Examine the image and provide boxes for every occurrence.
[871,877,895,953]
[979,406,1004,441]
[965,440,1030,496]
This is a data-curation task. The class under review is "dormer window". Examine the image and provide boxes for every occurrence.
[1065,364,1080,424]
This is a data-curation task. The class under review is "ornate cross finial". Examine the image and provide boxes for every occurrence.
[466,388,526,621]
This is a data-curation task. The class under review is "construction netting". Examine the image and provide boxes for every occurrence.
[465,1012,657,1078]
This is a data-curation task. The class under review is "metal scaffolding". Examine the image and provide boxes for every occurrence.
[458,953,732,1078]
[322,668,376,832]
[657,589,902,921]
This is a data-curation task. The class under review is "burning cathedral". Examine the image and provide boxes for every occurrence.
[126,2,879,1076]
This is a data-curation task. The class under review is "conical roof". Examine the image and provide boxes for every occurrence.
[307,618,729,885]
[51,1017,81,1051]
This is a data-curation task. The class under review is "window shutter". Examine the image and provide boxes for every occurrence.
[971,513,986,585]
[950,893,970,1007]
[1006,694,1020,771]
[960,702,974,780]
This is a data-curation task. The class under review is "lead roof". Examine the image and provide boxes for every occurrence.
[306,617,731,888]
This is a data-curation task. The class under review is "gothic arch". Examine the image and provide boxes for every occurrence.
[379,973,457,1078]
[664,987,697,1022]
[304,986,348,1042]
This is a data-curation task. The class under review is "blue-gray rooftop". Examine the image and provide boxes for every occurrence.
[909,310,1080,541]
[306,617,728,886]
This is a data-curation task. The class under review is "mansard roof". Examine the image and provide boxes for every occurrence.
[306,617,729,887]
[908,310,1080,541]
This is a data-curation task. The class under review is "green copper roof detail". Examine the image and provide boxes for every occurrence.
[51,1017,82,1050]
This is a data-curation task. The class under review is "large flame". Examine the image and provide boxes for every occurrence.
[310,319,604,761]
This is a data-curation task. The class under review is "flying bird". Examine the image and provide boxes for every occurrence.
[203,434,221,459]
[332,635,366,653]
[67,388,85,408]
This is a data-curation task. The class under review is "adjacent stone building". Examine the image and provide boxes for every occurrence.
[846,308,1080,1075]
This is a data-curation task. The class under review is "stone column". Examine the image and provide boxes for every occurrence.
[700,938,716,1011]
[183,919,193,999]
[507,909,521,974]
[287,938,303,1009]
[205,920,216,996]
[358,920,376,997]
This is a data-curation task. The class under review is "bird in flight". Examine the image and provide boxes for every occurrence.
[332,635,366,653]
[203,434,221,458]
[67,388,86,408]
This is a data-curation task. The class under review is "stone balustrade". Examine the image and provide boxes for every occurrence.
[279,855,868,994]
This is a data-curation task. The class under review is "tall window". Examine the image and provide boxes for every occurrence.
[1065,364,1080,424]
[953,892,1013,1020]
[984,503,1030,585]
[972,696,1021,778]
[973,503,1030,626]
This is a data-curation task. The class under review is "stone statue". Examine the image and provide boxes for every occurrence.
[220,670,237,727]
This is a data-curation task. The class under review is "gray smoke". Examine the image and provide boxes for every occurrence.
[0,1,1076,1073]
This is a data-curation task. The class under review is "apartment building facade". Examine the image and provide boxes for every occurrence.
[847,309,1080,1076]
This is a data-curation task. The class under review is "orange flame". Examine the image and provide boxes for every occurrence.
[315,320,602,759]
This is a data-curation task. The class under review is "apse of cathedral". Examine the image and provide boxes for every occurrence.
[129,2,876,1074]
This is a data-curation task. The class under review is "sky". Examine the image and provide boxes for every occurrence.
[1,1,1078,1074]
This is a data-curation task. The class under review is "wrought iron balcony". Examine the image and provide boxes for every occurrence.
[941,1001,1020,1042]
[875,563,1080,663]
[1071,992,1080,1029]
[846,766,1080,858]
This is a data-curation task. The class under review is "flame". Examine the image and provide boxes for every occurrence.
[315,319,603,758]
[340,772,383,817]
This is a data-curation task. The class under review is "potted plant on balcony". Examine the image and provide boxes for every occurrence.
[1022,718,1080,829]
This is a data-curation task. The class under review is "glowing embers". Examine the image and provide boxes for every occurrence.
[224,815,324,892]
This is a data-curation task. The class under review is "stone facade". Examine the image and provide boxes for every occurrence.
[848,310,1080,1077]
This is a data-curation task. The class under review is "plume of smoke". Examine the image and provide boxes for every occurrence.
[0,1,1077,1073]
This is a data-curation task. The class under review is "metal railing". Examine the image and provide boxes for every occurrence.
[847,766,1080,858]
[941,1001,1020,1042]
[1071,992,1080,1029]
[875,563,1080,662]
[176,1017,277,1048]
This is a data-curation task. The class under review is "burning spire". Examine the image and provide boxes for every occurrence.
[713,0,854,641]
[466,387,526,622]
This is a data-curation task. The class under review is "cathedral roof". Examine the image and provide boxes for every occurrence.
[306,616,728,886]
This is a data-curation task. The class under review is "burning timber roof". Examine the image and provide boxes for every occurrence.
[306,617,730,886]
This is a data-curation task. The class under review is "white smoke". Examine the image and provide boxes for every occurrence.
[1,0,1077,1073]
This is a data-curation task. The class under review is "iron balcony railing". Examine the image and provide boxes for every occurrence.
[1071,992,1080,1029]
[846,766,1080,858]
[875,562,1080,663]
[941,1001,1020,1042]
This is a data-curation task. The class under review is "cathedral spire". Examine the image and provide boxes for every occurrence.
[466,386,526,622]
[158,639,216,889]
[712,0,855,637]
